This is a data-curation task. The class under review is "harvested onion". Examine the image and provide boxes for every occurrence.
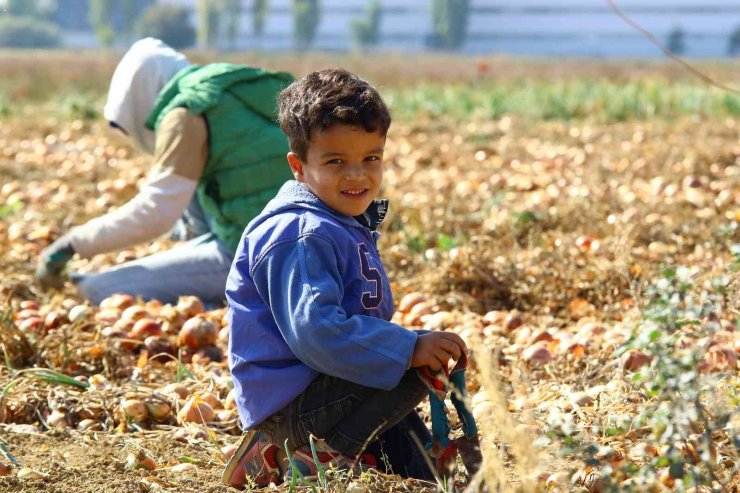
[177,316,218,350]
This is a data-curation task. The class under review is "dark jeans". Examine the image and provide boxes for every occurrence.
[256,369,434,480]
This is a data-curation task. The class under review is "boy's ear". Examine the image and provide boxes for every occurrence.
[287,152,304,182]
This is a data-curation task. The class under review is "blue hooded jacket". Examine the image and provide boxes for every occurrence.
[226,181,419,429]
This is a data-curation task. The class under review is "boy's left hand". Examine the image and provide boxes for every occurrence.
[410,331,467,372]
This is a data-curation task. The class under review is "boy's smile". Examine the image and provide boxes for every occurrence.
[287,124,385,217]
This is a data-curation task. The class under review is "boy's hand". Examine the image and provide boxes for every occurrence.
[410,332,467,371]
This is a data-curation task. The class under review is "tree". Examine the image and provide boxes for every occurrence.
[120,0,151,44]
[196,0,221,49]
[89,0,115,47]
[137,3,195,49]
[222,0,242,50]
[292,0,319,51]
[4,0,56,19]
[0,15,61,47]
[728,26,740,56]
[428,0,469,51]
[252,0,268,39]
[350,0,381,51]
[666,26,686,56]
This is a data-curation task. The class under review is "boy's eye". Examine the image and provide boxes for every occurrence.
[326,159,343,165]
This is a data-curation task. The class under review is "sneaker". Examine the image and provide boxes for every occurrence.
[284,438,376,482]
[221,431,285,488]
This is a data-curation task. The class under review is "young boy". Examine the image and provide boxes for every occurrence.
[223,68,467,488]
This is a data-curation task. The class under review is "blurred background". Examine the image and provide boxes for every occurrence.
[1,0,740,57]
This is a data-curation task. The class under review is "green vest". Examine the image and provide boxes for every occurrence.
[146,63,294,253]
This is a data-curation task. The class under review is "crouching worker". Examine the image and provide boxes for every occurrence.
[35,38,293,307]
[222,69,468,488]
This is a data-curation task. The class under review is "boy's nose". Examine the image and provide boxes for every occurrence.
[344,163,364,179]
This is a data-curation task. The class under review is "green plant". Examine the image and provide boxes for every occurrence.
[0,15,60,48]
[350,0,381,51]
[292,0,320,51]
[428,0,469,50]
[137,4,196,50]
[54,91,101,120]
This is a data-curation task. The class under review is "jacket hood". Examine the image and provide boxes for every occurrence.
[246,181,388,234]
[103,38,189,155]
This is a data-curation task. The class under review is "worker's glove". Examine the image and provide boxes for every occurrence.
[36,234,75,289]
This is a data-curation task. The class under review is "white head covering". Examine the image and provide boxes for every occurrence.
[103,38,189,155]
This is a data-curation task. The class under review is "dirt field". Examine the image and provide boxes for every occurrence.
[0,55,738,492]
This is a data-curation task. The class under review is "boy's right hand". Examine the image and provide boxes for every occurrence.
[410,332,467,371]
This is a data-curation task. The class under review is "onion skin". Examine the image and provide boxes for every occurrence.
[126,452,156,471]
[143,336,176,362]
[177,396,215,425]
[120,399,148,423]
[144,398,171,422]
[177,316,218,350]
[176,296,205,318]
[129,318,163,339]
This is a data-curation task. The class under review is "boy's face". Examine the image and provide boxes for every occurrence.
[287,124,385,217]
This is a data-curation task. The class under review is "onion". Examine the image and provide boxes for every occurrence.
[504,311,525,332]
[398,292,427,313]
[177,316,218,350]
[218,327,229,345]
[19,300,39,310]
[47,409,68,428]
[17,467,50,480]
[144,398,171,422]
[44,310,68,330]
[196,392,223,410]
[221,443,238,459]
[100,293,135,310]
[177,396,215,425]
[224,388,237,410]
[176,295,205,318]
[217,409,237,422]
[622,350,651,371]
[68,305,91,323]
[144,336,175,362]
[129,318,162,339]
[88,374,110,390]
[121,305,149,323]
[170,463,197,473]
[522,341,554,365]
[160,383,190,400]
[403,300,435,326]
[120,399,148,423]
[192,344,224,364]
[77,419,102,431]
[15,308,39,321]
[125,452,156,471]
[19,317,43,331]
[94,308,121,325]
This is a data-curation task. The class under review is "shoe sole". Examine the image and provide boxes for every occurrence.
[221,430,260,486]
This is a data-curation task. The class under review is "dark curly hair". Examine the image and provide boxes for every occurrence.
[277,68,391,161]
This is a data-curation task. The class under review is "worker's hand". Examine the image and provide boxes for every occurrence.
[36,234,75,290]
[410,331,467,372]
